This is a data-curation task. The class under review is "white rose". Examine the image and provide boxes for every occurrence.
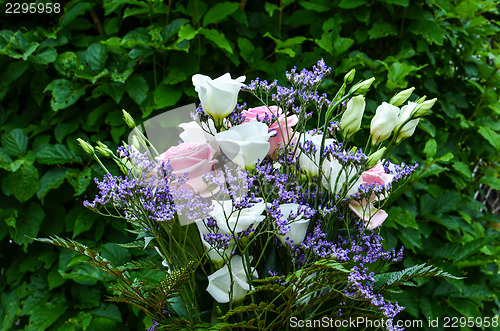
[215,122,273,170]
[298,133,335,178]
[192,73,245,123]
[275,203,310,246]
[370,102,399,145]
[206,255,258,303]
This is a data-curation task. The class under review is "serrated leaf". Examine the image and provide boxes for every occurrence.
[73,209,98,238]
[338,0,367,9]
[203,2,239,26]
[37,169,67,203]
[66,167,92,196]
[423,139,437,158]
[35,144,82,164]
[1,128,28,156]
[201,29,233,54]
[62,2,93,27]
[9,202,45,247]
[153,83,182,110]
[86,42,108,72]
[44,79,86,111]
[8,164,39,203]
[126,75,149,105]
[30,47,57,65]
[478,126,500,151]
[101,81,125,103]
[100,243,131,268]
[54,122,79,143]
[162,18,189,41]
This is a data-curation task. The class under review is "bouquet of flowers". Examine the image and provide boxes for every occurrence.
[41,59,460,330]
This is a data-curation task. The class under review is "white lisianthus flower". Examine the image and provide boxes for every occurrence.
[192,73,245,123]
[322,159,363,197]
[298,133,335,178]
[394,101,420,142]
[340,95,365,138]
[208,199,266,234]
[215,122,273,170]
[179,120,219,151]
[276,203,310,246]
[206,255,258,303]
[370,102,399,145]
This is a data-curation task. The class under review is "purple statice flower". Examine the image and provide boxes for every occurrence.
[327,121,341,136]
[84,146,212,226]
[203,232,233,249]
[243,78,278,97]
[272,86,296,107]
[191,105,210,122]
[346,265,405,331]
[384,161,419,182]
[285,59,332,91]
[323,142,367,165]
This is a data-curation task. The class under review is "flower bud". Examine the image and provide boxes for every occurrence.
[413,98,437,117]
[350,77,375,95]
[343,69,356,84]
[396,119,419,143]
[366,147,386,168]
[416,95,427,104]
[340,95,365,138]
[77,138,94,155]
[95,141,114,157]
[122,109,136,128]
[389,87,415,107]
[370,102,399,145]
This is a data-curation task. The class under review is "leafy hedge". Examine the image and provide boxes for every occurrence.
[1,0,499,329]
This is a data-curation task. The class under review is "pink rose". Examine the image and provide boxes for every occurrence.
[349,201,388,230]
[242,106,298,156]
[157,142,217,193]
[361,161,394,185]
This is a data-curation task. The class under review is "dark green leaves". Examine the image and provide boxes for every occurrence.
[126,75,149,105]
[2,129,28,156]
[202,2,239,26]
[35,144,82,164]
[44,79,86,111]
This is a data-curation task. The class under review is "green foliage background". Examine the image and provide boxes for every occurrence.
[0,0,499,329]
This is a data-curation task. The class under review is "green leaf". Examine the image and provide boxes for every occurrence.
[153,84,182,110]
[380,0,409,6]
[478,126,500,151]
[8,202,45,247]
[334,37,353,55]
[66,167,92,196]
[7,164,39,203]
[72,209,97,238]
[100,243,132,266]
[338,0,367,9]
[86,43,108,72]
[37,169,67,203]
[44,79,86,111]
[30,47,57,65]
[0,61,29,99]
[424,139,437,158]
[201,29,233,54]
[368,22,398,39]
[1,128,28,156]
[162,18,189,41]
[448,299,480,317]
[91,303,123,323]
[452,161,472,178]
[203,2,239,26]
[126,75,149,105]
[35,144,82,164]
[409,20,445,46]
[62,2,93,27]
[101,81,125,103]
[178,24,200,41]
[298,0,330,12]
[54,122,79,143]
[27,294,67,330]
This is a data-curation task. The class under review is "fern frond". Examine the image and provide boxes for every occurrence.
[383,263,463,287]
[117,259,164,271]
